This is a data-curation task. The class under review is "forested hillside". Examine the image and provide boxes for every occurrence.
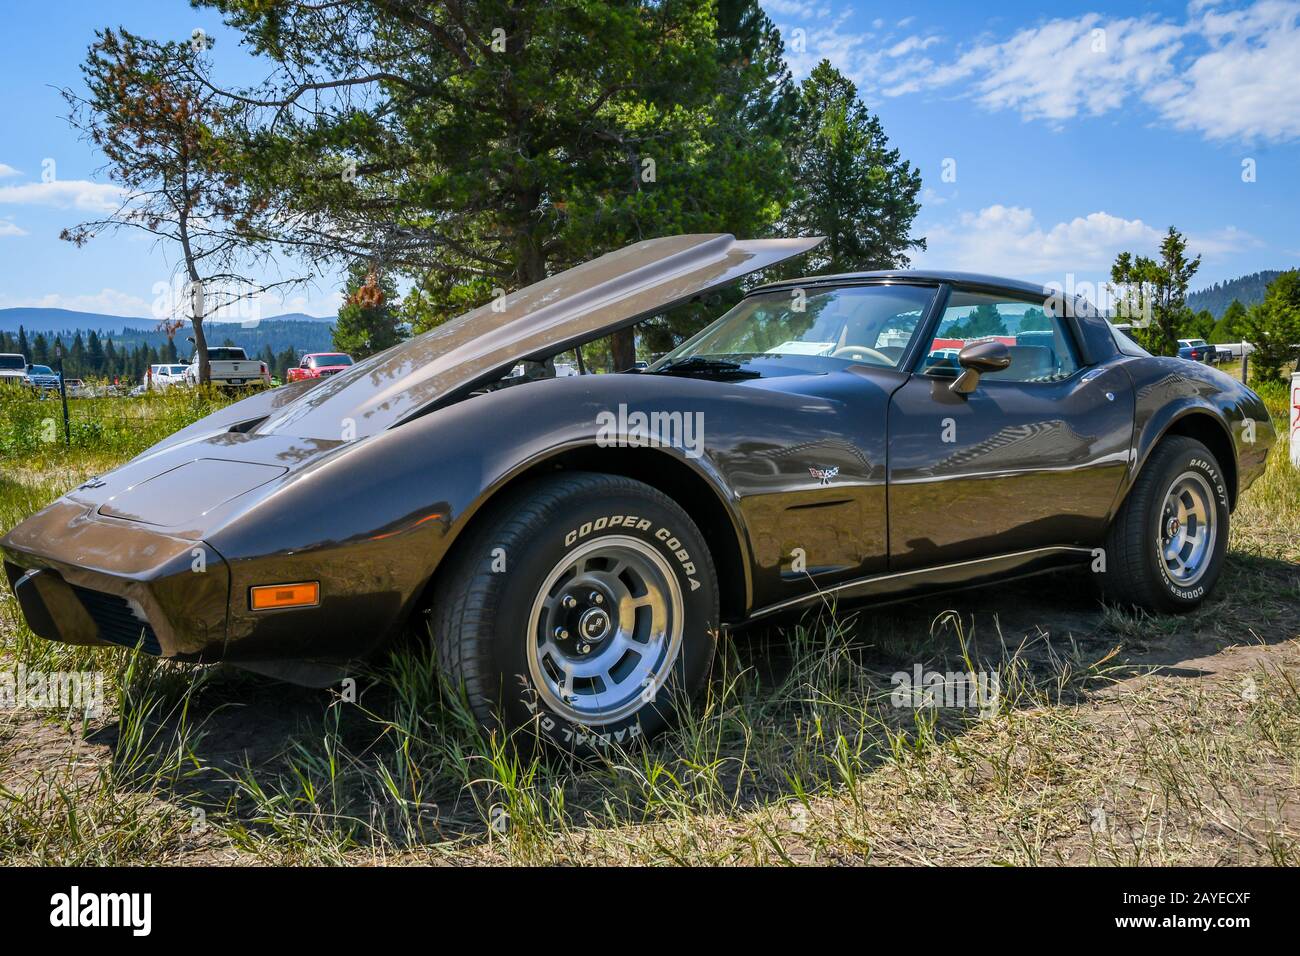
[1187,270,1287,317]
[0,319,335,382]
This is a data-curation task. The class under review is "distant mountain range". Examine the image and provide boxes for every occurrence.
[0,306,333,334]
[1187,270,1289,319]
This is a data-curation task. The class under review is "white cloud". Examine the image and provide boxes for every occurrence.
[916,205,1263,279]
[766,2,940,92]
[0,179,126,213]
[920,186,952,207]
[762,0,824,16]
[0,218,27,237]
[877,13,1187,121]
[775,0,1300,143]
[780,10,886,89]
[0,288,152,317]
[885,35,941,58]
[914,205,1164,276]
[1185,225,1263,258]
[1145,0,1300,142]
[0,164,21,179]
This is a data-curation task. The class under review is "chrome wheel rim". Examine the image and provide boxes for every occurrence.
[1159,471,1217,587]
[527,536,683,725]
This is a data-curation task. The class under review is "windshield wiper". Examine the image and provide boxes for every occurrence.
[653,356,760,379]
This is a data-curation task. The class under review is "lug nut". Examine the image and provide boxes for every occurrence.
[554,627,569,640]
[562,595,577,609]
[589,591,603,605]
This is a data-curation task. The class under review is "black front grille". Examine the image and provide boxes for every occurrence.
[71,585,162,655]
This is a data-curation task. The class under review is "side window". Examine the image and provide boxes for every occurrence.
[921,291,1080,383]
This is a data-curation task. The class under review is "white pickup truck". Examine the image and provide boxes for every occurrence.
[0,353,29,386]
[184,347,271,387]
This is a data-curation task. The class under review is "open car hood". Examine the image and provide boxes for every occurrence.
[255,234,822,440]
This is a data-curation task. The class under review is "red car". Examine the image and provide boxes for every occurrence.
[287,352,355,382]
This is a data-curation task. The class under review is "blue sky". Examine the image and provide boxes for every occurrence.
[0,0,1296,319]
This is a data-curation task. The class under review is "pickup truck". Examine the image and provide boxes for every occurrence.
[183,347,271,387]
[146,363,190,390]
[0,353,28,386]
[24,364,61,391]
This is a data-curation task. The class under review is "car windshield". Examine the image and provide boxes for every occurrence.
[208,348,246,361]
[652,284,937,375]
[28,365,54,375]
[0,355,25,370]
[1183,339,1207,347]
[312,354,352,366]
[167,366,187,374]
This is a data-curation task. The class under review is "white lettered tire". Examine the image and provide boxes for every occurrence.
[1101,436,1230,611]
[432,472,719,754]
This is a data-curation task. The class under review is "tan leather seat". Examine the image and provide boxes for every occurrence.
[989,344,1056,381]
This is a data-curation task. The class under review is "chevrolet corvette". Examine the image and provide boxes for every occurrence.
[1,234,1275,752]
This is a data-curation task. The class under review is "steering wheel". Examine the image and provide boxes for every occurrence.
[830,344,894,366]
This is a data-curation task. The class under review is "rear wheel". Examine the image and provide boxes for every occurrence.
[1100,436,1230,611]
[432,472,719,754]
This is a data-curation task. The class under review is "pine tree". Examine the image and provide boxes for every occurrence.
[1241,271,1300,383]
[334,264,405,359]
[1211,300,1249,343]
[950,303,1008,339]
[87,330,106,376]
[782,60,924,274]
[1109,228,1201,357]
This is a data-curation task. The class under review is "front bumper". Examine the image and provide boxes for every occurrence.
[1,498,230,659]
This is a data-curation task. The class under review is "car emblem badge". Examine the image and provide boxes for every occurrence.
[78,477,107,490]
[809,466,839,486]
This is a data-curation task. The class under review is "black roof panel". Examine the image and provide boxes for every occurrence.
[751,269,1054,298]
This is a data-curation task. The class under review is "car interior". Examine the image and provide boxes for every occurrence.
[921,292,1078,383]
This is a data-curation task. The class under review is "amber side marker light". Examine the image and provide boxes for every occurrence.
[250,582,320,611]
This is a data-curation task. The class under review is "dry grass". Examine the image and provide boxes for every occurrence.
[1,393,1297,866]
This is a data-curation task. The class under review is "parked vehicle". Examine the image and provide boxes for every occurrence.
[147,364,190,390]
[1178,338,1213,363]
[0,353,28,386]
[183,347,271,388]
[287,352,355,382]
[1215,341,1256,359]
[24,364,61,391]
[63,378,86,397]
[509,360,582,379]
[2,235,1275,756]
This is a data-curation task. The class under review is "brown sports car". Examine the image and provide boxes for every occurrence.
[2,234,1275,752]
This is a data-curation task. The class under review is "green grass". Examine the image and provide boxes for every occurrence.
[0,385,234,464]
[1,393,1298,865]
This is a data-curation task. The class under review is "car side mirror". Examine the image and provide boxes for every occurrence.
[951,341,1011,394]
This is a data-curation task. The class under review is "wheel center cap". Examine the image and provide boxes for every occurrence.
[1166,516,1180,538]
[578,607,611,642]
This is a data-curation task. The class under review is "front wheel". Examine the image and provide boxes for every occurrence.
[1100,435,1230,611]
[431,472,719,754]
